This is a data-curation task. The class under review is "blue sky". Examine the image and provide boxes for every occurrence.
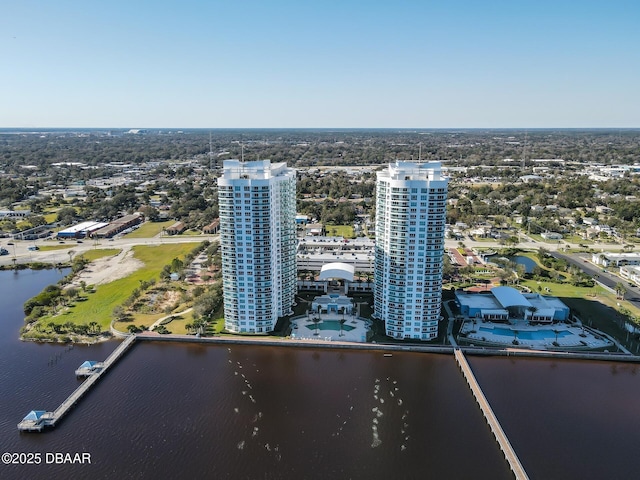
[1,0,638,128]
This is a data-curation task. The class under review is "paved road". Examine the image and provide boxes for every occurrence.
[0,235,219,267]
[2,234,637,309]
[4,234,537,267]
[550,250,640,310]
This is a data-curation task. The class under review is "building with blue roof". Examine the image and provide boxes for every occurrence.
[456,286,569,324]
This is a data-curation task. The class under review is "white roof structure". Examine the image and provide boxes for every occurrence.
[456,293,504,310]
[523,293,559,318]
[491,286,533,308]
[318,262,355,282]
[58,221,109,235]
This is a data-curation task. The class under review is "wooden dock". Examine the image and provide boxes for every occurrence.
[454,349,529,480]
[18,334,136,432]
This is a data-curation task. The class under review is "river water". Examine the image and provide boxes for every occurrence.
[1,270,639,479]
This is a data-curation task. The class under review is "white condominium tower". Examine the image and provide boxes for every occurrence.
[218,160,297,333]
[374,161,448,340]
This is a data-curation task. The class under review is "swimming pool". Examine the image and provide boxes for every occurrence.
[479,326,573,340]
[307,320,356,332]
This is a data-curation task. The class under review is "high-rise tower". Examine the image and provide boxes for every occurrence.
[217,160,297,333]
[374,161,448,340]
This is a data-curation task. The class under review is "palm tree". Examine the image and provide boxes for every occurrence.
[127,324,140,334]
[193,318,206,335]
[338,307,346,336]
[365,271,373,284]
[313,316,320,336]
[76,324,89,335]
[614,282,626,300]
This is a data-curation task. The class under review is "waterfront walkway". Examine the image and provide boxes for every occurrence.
[149,307,194,332]
[454,349,529,480]
[19,331,639,433]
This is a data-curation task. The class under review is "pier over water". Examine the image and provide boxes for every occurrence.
[18,334,137,432]
[454,349,529,480]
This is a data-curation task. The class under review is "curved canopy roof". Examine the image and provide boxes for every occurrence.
[318,262,355,282]
[492,286,533,308]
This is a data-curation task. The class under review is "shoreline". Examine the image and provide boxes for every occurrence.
[21,326,638,364]
[134,331,640,363]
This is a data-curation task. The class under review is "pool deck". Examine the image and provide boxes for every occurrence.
[459,319,613,350]
[290,314,369,342]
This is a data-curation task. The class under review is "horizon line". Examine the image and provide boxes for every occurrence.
[1,126,640,131]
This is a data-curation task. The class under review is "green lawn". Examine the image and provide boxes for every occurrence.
[43,213,58,223]
[121,312,166,330]
[38,245,73,252]
[125,220,174,238]
[528,233,562,244]
[182,229,204,236]
[521,279,590,298]
[326,225,354,238]
[38,243,199,331]
[157,311,197,334]
[521,278,640,347]
[563,235,592,245]
[158,312,225,335]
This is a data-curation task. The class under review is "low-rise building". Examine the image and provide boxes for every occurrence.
[620,265,640,286]
[12,225,52,240]
[92,214,144,238]
[541,232,563,240]
[203,219,220,234]
[165,221,186,235]
[0,210,31,219]
[57,221,109,239]
[304,223,324,236]
[591,252,640,268]
[297,236,375,273]
[456,286,569,323]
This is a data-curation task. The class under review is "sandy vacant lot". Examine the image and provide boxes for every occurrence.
[73,247,143,287]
